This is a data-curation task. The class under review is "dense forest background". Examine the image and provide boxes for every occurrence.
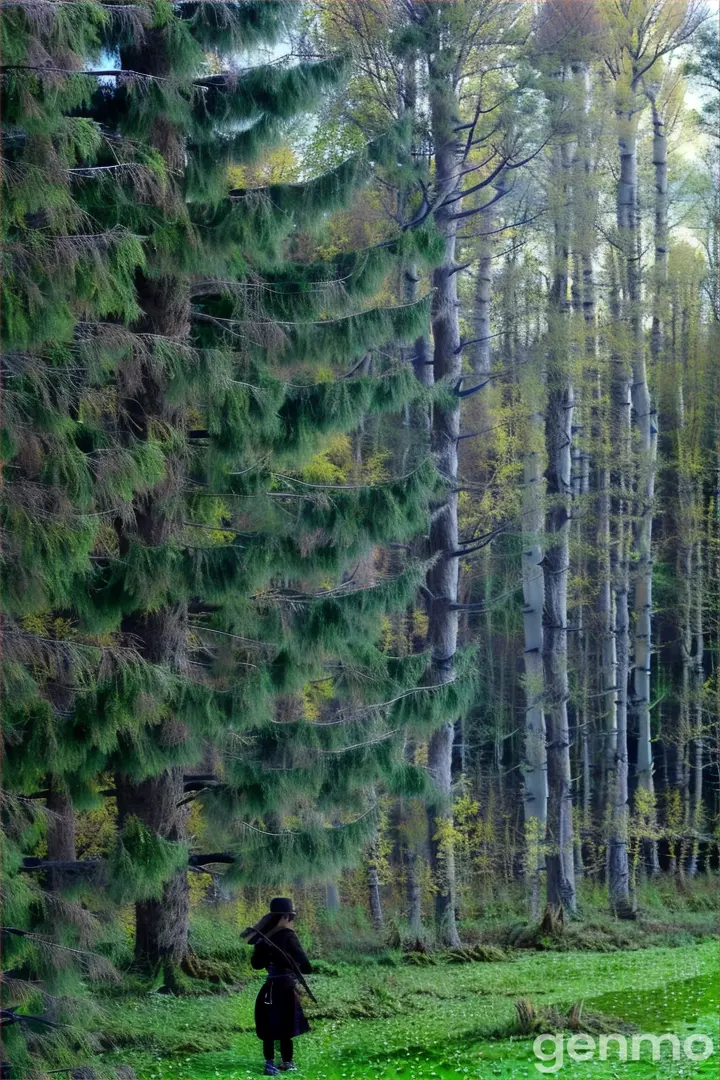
[1,0,718,1075]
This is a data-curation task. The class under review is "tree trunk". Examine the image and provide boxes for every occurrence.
[401,53,433,402]
[606,124,636,915]
[645,92,668,878]
[45,664,77,893]
[596,452,616,847]
[398,51,432,941]
[45,783,77,894]
[649,94,669,367]
[608,500,633,915]
[470,172,506,384]
[116,769,190,978]
[687,538,705,877]
[651,86,673,876]
[426,724,460,945]
[424,52,463,949]
[543,373,577,914]
[367,834,384,931]
[115,268,193,972]
[570,61,594,882]
[405,846,423,942]
[109,31,195,976]
[543,92,576,916]
[521,393,547,919]
[582,135,613,858]
[628,116,660,874]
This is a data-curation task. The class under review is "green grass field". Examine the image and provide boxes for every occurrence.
[98,940,718,1080]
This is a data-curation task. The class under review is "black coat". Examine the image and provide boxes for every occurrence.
[251,928,312,1041]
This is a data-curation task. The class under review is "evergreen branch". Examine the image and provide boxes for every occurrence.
[189,626,277,649]
[272,683,443,728]
[271,460,432,492]
[198,295,431,331]
[236,807,379,834]
[0,926,117,980]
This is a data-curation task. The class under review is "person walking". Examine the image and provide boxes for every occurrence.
[248,898,312,1075]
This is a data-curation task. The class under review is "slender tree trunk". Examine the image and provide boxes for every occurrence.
[596,447,616,850]
[584,167,613,863]
[607,125,635,915]
[45,666,77,893]
[649,95,669,367]
[399,51,431,939]
[402,56,433,402]
[365,794,384,930]
[687,538,705,876]
[675,317,694,877]
[367,849,384,931]
[424,53,462,949]
[646,93,668,878]
[470,172,506,384]
[543,94,576,915]
[629,118,660,874]
[521,391,547,919]
[608,496,633,915]
[571,61,594,881]
[406,846,423,942]
[402,788,424,941]
[543,373,577,913]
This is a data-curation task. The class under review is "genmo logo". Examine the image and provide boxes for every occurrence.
[533,1031,716,1073]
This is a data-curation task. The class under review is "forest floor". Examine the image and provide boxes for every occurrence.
[99,938,718,1080]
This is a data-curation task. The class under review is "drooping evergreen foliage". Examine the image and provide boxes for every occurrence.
[1,0,449,1070]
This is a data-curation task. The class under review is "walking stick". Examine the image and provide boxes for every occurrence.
[241,926,318,1003]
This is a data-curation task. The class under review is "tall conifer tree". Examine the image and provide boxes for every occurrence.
[2,2,455,1042]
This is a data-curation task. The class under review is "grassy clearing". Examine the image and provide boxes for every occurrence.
[97,940,719,1080]
[92,880,719,1079]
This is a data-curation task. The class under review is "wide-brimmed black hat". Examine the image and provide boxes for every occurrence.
[269,897,296,914]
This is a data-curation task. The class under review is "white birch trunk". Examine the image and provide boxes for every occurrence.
[470,172,506,382]
[570,61,593,882]
[425,53,462,949]
[543,375,577,913]
[629,123,660,875]
[649,95,669,365]
[543,98,576,914]
[607,123,635,915]
[592,248,615,856]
